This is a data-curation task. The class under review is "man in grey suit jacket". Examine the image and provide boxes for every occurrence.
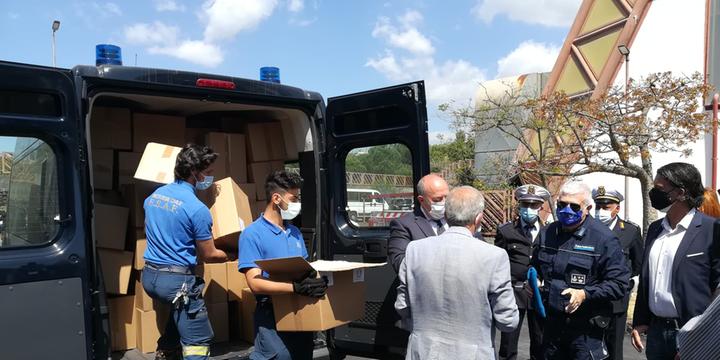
[396,186,519,360]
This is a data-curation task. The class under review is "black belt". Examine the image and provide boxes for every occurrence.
[145,262,194,275]
[652,316,680,329]
[512,281,527,288]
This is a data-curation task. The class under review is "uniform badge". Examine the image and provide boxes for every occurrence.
[571,273,586,285]
[573,244,595,252]
[597,186,606,196]
[528,185,536,195]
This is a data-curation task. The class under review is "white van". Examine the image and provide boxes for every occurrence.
[346,188,389,221]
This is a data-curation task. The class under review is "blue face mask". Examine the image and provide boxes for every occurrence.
[519,207,539,224]
[194,174,214,191]
[556,205,584,227]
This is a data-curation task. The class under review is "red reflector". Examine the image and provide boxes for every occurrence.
[196,78,236,90]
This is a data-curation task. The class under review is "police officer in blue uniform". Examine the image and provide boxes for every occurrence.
[142,144,235,360]
[532,181,630,359]
[239,170,328,360]
[592,186,643,360]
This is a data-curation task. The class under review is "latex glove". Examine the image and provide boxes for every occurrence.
[293,271,328,298]
[631,325,648,352]
[561,288,587,314]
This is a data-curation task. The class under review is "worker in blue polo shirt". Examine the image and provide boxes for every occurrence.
[239,170,328,360]
[142,144,234,360]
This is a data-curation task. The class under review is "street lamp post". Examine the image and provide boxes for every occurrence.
[52,20,60,67]
[618,44,630,220]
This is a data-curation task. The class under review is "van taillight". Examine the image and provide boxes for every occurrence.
[196,78,236,90]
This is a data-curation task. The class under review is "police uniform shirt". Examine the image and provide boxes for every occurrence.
[521,217,540,243]
[144,181,213,267]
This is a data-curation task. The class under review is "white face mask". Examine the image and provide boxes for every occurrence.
[279,197,302,220]
[428,200,445,220]
[595,208,614,225]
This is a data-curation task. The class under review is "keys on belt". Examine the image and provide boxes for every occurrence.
[172,282,189,308]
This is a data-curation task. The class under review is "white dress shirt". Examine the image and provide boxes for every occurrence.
[520,218,540,243]
[648,209,696,318]
[421,207,448,235]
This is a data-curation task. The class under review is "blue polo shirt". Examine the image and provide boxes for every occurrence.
[238,215,308,275]
[144,180,213,267]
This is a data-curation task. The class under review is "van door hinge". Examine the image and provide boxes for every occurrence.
[78,145,86,164]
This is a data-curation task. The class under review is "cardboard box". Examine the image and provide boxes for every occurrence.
[133,113,185,152]
[117,152,142,186]
[252,201,266,219]
[248,161,284,200]
[238,183,257,202]
[185,127,209,144]
[98,249,134,295]
[201,177,254,250]
[135,307,170,354]
[121,183,158,229]
[91,107,132,150]
[198,262,229,304]
[134,238,147,270]
[207,302,229,343]
[241,288,257,343]
[92,149,114,190]
[227,134,248,184]
[264,122,287,161]
[246,122,286,162]
[255,257,385,331]
[108,296,137,351]
[204,132,229,180]
[226,261,249,302]
[94,203,129,250]
[134,143,182,184]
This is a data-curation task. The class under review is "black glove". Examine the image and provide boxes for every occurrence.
[292,271,328,298]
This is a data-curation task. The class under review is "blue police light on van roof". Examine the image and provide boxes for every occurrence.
[260,67,280,83]
[96,44,122,66]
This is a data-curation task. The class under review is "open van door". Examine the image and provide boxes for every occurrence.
[322,81,430,358]
[0,62,95,359]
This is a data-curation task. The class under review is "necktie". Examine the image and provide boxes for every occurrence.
[525,224,535,241]
[435,220,445,235]
[676,293,720,359]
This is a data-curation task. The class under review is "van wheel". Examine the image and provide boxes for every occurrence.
[349,211,359,222]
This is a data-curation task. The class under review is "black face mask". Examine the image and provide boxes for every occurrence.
[649,187,674,211]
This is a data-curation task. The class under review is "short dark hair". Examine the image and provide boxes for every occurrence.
[656,162,705,208]
[174,144,218,181]
[265,170,303,201]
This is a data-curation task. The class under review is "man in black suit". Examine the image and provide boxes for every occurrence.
[388,173,449,273]
[495,184,549,360]
[592,186,643,360]
[631,162,720,360]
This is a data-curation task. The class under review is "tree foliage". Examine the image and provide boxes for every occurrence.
[345,143,412,176]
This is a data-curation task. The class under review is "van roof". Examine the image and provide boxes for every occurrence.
[72,65,324,102]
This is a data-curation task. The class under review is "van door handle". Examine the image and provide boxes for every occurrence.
[363,238,387,263]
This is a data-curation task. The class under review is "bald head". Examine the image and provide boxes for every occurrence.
[446,186,485,227]
[417,174,449,212]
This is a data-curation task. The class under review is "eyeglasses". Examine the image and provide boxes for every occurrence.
[557,201,582,212]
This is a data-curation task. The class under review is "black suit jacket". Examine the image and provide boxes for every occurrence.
[494,219,539,309]
[387,208,436,273]
[610,218,644,313]
[633,211,720,327]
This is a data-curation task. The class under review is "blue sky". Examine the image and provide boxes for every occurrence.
[0,0,580,146]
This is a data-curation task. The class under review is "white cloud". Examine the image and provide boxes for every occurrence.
[155,0,186,12]
[202,0,279,42]
[93,2,122,17]
[428,131,456,145]
[289,17,317,27]
[372,11,435,56]
[473,0,581,27]
[124,21,180,45]
[149,40,224,67]
[496,40,560,78]
[288,0,304,12]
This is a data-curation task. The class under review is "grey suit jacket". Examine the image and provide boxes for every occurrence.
[395,227,519,360]
[388,208,437,273]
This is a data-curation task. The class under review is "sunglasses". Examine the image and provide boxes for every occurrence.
[557,201,583,212]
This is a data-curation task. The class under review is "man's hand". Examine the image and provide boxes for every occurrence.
[561,288,587,314]
[631,325,648,352]
[292,271,328,298]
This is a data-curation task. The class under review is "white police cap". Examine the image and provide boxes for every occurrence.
[592,186,624,203]
[515,184,550,203]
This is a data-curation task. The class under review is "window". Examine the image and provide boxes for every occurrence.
[0,136,59,248]
[344,143,414,227]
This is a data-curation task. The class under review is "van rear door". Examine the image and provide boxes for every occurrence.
[322,81,430,358]
[0,62,94,359]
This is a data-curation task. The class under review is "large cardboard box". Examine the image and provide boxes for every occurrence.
[207,302,229,343]
[240,288,257,343]
[198,262,229,304]
[117,152,142,186]
[264,122,287,161]
[238,183,257,202]
[91,107,132,150]
[202,177,254,250]
[246,122,286,162]
[255,257,385,331]
[134,143,182,184]
[204,132,229,180]
[108,296,136,351]
[135,307,171,353]
[252,201,266,219]
[227,134,248,184]
[226,261,249,302]
[133,113,185,152]
[98,249,134,295]
[121,183,158,229]
[94,203,129,250]
[248,161,284,200]
[92,149,114,190]
[134,238,147,270]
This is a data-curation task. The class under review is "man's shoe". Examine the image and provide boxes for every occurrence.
[154,348,181,360]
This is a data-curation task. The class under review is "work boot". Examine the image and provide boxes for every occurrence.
[154,347,181,360]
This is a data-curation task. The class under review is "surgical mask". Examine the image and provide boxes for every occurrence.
[194,174,214,191]
[556,205,584,227]
[428,200,445,220]
[595,208,614,225]
[649,187,674,212]
[519,207,539,224]
[279,197,302,220]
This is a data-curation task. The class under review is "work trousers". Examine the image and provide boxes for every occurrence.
[250,300,314,360]
[543,313,608,360]
[498,307,544,360]
[646,318,679,360]
[142,265,213,360]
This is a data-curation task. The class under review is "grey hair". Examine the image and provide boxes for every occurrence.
[558,181,592,207]
[445,186,485,226]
